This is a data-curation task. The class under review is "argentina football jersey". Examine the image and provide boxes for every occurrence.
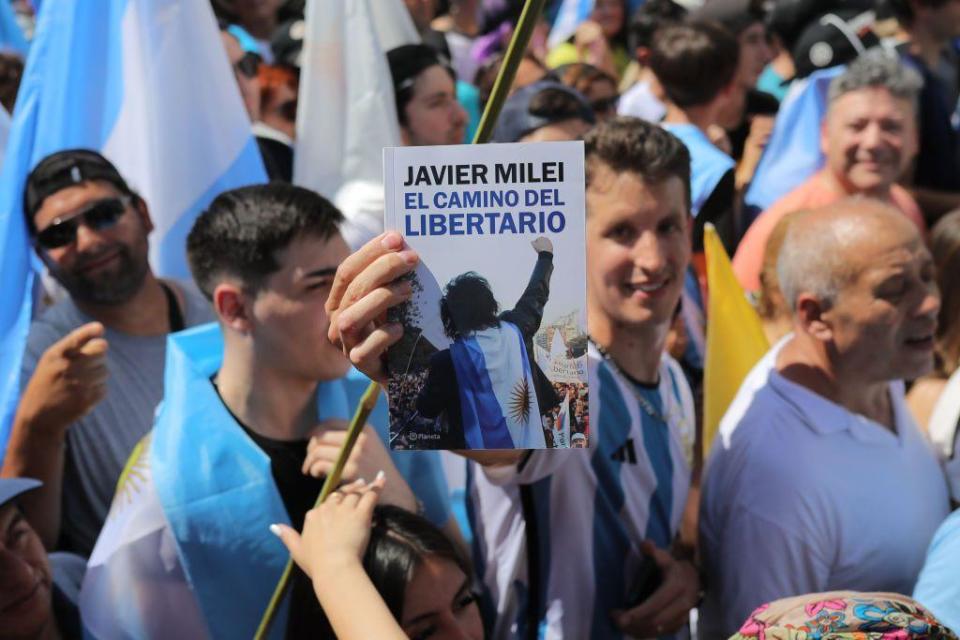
[468,345,695,639]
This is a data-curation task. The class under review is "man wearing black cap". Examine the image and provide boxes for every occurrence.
[0,477,83,640]
[0,150,213,557]
[387,43,468,147]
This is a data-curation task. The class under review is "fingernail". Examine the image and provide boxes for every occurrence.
[269,524,282,537]
[382,233,402,250]
[375,470,386,482]
[356,477,366,485]
[398,250,417,265]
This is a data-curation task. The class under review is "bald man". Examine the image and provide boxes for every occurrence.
[698,200,950,639]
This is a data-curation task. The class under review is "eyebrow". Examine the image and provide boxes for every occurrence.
[403,577,472,626]
[302,267,338,280]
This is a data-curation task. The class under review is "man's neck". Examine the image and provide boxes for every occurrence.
[217,343,320,441]
[589,312,666,384]
[74,273,174,336]
[820,169,893,202]
[908,23,949,70]
[777,333,895,430]
[662,102,718,134]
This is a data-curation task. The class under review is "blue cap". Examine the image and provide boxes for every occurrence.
[492,80,595,143]
[0,478,41,509]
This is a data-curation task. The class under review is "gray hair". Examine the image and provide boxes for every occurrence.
[777,211,844,312]
[827,50,923,107]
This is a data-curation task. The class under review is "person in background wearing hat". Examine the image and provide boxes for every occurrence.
[335,44,469,251]
[1,477,85,639]
[889,0,960,222]
[0,150,213,557]
[733,52,927,296]
[492,79,597,143]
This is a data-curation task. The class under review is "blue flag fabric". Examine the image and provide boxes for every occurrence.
[80,323,450,637]
[743,66,844,223]
[0,0,267,465]
[0,1,27,55]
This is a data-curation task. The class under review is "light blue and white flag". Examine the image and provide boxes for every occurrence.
[548,0,594,49]
[0,0,27,55]
[81,323,453,638]
[743,65,844,222]
[0,0,266,464]
[450,321,545,449]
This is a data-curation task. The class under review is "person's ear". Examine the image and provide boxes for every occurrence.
[213,282,253,334]
[796,293,833,342]
[132,195,154,234]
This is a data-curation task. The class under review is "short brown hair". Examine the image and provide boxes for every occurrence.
[584,117,691,209]
[649,21,739,108]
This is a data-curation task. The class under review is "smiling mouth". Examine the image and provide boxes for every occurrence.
[78,249,122,273]
[623,279,669,296]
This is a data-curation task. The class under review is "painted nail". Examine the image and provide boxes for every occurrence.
[269,524,282,538]
[375,470,386,482]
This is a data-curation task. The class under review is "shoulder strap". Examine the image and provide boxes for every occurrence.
[160,282,185,333]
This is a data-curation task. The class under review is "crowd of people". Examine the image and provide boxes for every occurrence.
[3,0,960,639]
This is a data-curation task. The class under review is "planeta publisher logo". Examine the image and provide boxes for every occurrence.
[409,432,441,442]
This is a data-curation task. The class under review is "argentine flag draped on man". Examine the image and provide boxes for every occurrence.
[0,0,266,464]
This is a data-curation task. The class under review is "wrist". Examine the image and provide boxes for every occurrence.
[15,409,69,443]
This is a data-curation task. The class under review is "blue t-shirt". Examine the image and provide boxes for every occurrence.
[914,509,960,634]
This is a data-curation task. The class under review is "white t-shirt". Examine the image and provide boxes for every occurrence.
[617,80,666,123]
[699,342,951,640]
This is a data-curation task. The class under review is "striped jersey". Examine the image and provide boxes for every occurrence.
[468,346,695,639]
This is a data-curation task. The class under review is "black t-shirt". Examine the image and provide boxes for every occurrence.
[215,387,334,639]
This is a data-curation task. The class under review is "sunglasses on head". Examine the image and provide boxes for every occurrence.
[234,52,261,79]
[35,196,131,250]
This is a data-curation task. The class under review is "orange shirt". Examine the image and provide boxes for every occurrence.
[732,170,926,293]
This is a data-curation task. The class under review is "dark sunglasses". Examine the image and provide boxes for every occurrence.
[590,94,620,114]
[234,52,261,79]
[35,196,131,250]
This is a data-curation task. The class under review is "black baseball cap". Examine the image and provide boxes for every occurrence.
[790,9,879,80]
[23,149,132,230]
[492,81,596,143]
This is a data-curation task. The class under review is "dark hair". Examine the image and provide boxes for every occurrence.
[474,50,548,107]
[186,183,343,299]
[440,272,500,340]
[529,86,591,122]
[627,0,687,54]
[649,21,740,108]
[556,62,617,98]
[387,44,456,126]
[930,209,960,376]
[884,0,951,26]
[584,117,691,209]
[360,505,474,623]
[0,52,23,113]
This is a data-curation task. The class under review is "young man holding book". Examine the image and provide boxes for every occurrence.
[326,117,700,639]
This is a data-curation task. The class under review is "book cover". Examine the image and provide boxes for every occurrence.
[383,141,589,451]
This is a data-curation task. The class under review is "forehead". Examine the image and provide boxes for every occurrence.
[586,165,687,222]
[266,232,350,283]
[739,22,766,42]
[0,502,17,531]
[411,65,455,99]
[828,86,914,120]
[33,181,124,229]
[843,224,929,282]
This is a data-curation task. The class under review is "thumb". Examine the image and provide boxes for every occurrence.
[271,523,300,557]
[61,322,106,357]
[640,539,671,569]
